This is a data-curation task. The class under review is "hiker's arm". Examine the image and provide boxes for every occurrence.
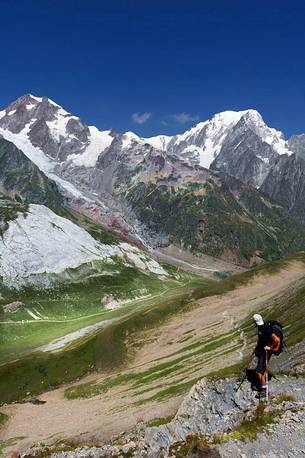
[264,333,281,351]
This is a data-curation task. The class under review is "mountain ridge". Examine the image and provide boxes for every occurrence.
[1,94,305,265]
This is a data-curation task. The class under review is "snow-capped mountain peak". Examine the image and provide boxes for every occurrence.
[240,109,291,156]
[143,134,172,151]
[143,108,293,170]
[0,96,294,176]
[0,95,117,167]
[0,94,117,200]
[121,131,143,149]
[143,109,253,168]
[0,94,299,209]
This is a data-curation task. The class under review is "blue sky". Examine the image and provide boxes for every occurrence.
[1,0,305,137]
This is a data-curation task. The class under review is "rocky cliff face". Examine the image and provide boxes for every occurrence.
[287,134,305,158]
[261,154,305,224]
[143,377,305,458]
[210,115,280,188]
[30,376,305,458]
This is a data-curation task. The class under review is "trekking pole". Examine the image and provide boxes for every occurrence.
[235,373,247,392]
[265,351,269,402]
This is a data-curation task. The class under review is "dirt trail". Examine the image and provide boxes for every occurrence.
[1,260,305,456]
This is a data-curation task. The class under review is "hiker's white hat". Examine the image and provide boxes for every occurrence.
[253,313,264,326]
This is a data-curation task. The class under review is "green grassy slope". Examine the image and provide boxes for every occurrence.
[63,254,305,407]
[0,272,210,403]
[0,264,200,360]
[1,253,305,405]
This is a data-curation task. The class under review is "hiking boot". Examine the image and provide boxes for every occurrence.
[251,384,260,392]
[255,390,266,399]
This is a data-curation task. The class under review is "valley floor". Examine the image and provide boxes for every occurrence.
[1,258,305,456]
[154,244,245,277]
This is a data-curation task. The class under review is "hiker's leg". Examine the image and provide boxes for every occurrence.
[255,353,266,391]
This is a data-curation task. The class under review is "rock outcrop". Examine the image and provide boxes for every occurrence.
[2,301,24,313]
[30,376,305,458]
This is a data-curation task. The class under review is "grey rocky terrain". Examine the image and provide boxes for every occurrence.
[260,153,305,224]
[210,114,280,188]
[24,375,305,458]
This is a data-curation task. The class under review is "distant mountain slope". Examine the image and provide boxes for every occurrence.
[1,94,305,265]
[121,160,305,266]
[0,138,63,206]
[260,153,305,224]
[145,109,305,227]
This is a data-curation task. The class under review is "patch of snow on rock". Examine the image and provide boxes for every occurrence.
[46,109,79,142]
[144,134,172,151]
[0,123,94,202]
[121,131,143,149]
[29,94,43,103]
[68,127,113,167]
[0,122,54,172]
[243,110,293,156]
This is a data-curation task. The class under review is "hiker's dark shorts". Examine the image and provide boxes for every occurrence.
[256,351,272,374]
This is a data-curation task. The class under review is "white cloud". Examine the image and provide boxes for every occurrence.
[170,112,200,124]
[132,112,152,124]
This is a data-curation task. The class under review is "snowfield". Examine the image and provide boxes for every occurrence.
[0,204,167,286]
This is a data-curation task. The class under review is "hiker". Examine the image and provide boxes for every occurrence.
[250,313,282,398]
